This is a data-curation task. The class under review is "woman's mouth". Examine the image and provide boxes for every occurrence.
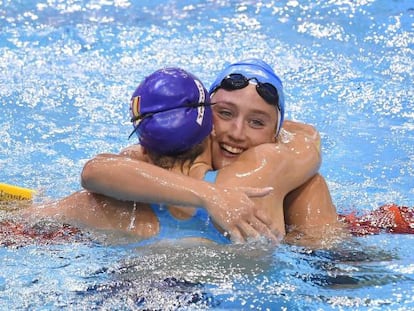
[220,143,245,156]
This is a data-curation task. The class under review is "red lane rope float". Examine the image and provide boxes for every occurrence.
[339,203,414,236]
[1,203,413,245]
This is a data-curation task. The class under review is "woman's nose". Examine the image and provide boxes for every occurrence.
[228,118,246,141]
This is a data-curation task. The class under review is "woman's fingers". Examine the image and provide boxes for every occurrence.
[237,218,280,243]
[228,228,245,244]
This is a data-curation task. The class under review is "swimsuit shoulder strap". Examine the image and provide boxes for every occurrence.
[193,170,218,221]
[203,170,218,183]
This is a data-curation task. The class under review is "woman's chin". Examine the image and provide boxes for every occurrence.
[213,153,239,169]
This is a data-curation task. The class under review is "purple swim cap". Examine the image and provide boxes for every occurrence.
[130,68,212,155]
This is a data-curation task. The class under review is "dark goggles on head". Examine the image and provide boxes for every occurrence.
[128,102,211,139]
[212,73,281,113]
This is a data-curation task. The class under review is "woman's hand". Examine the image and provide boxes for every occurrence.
[202,185,282,244]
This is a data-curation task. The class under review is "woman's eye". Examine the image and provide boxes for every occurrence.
[217,110,233,119]
[249,119,265,128]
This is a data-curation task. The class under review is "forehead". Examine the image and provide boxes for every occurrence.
[212,87,278,118]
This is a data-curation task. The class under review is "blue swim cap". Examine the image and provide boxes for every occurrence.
[209,59,285,136]
[130,68,212,155]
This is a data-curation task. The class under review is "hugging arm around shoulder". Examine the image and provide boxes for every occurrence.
[210,131,322,239]
[281,121,342,246]
[81,153,211,206]
[81,151,278,243]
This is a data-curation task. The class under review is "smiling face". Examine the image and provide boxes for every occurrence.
[211,84,279,169]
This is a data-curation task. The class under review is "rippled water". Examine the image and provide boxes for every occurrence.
[1,0,413,309]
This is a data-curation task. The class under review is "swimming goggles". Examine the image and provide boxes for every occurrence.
[128,101,211,139]
[212,73,281,113]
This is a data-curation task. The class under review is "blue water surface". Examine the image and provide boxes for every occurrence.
[0,0,413,310]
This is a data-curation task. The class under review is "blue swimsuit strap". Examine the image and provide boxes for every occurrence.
[139,170,230,245]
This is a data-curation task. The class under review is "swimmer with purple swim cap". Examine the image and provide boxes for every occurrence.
[121,68,234,243]
[27,67,238,244]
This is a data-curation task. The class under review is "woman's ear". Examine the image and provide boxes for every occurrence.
[211,126,216,137]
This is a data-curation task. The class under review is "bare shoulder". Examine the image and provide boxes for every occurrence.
[282,120,319,137]
[278,125,321,155]
[119,144,146,160]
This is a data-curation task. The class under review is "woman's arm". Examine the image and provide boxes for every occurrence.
[278,121,341,244]
[81,154,277,242]
[211,126,322,239]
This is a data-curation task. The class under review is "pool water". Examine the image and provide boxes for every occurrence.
[1,0,413,309]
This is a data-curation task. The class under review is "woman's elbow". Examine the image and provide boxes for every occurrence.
[81,159,101,190]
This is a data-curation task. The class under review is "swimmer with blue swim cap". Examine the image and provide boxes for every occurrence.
[129,67,213,157]
[209,58,285,136]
